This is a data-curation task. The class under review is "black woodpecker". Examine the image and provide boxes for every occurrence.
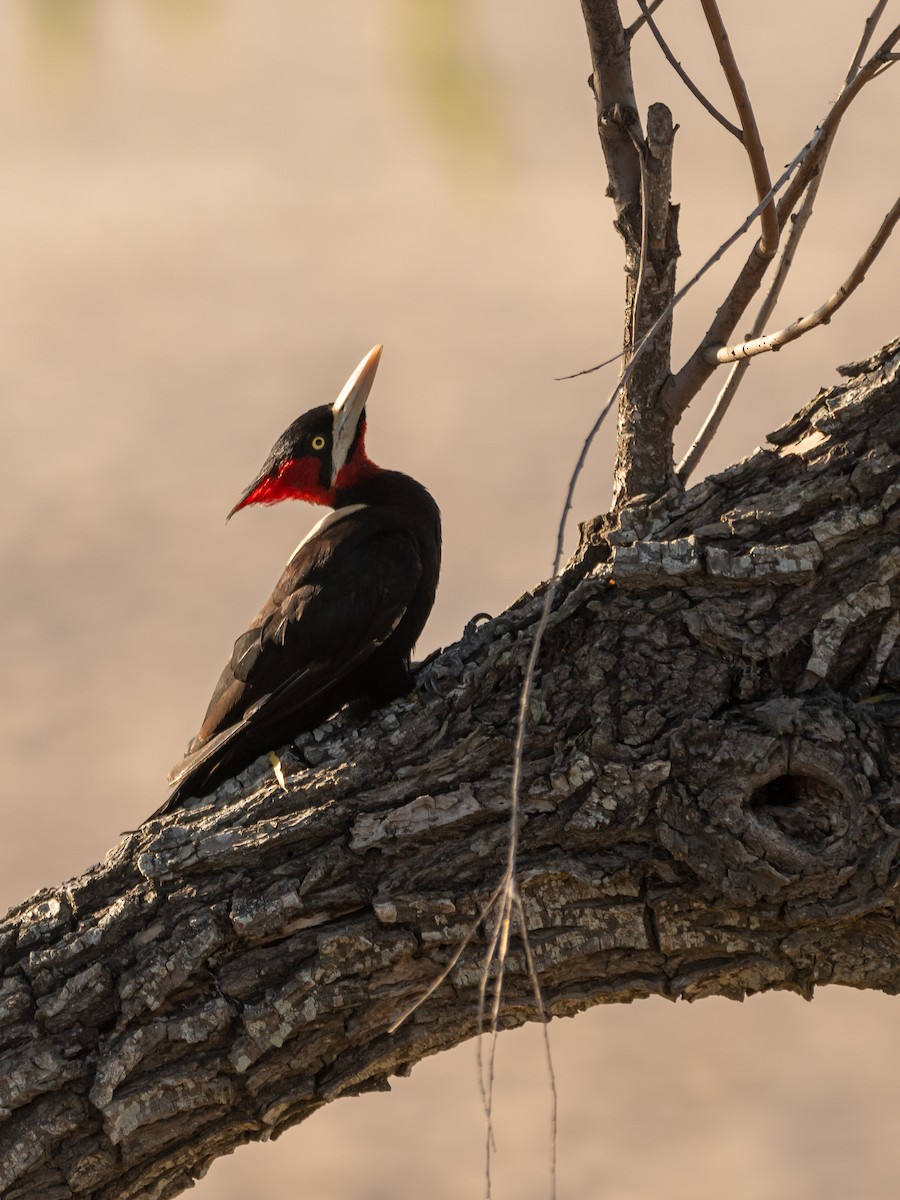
[153,345,441,818]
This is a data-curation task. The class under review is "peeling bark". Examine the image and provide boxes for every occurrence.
[1,342,899,1199]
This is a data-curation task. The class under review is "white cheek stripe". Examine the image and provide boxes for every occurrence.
[287,504,368,565]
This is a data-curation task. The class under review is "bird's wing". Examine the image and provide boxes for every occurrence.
[166,508,423,790]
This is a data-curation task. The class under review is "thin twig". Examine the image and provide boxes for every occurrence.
[700,0,778,255]
[478,898,507,1198]
[566,19,898,409]
[635,0,742,139]
[846,0,891,84]
[555,349,623,381]
[708,196,900,364]
[484,895,512,1199]
[565,127,817,387]
[625,0,666,40]
[678,139,832,481]
[476,903,505,1154]
[514,892,558,1200]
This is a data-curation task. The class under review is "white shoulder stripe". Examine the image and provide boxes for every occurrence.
[287,504,368,565]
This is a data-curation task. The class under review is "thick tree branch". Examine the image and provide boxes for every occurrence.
[2,342,900,1200]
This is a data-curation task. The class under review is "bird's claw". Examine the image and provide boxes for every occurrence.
[414,648,466,695]
[463,611,493,640]
[414,613,498,696]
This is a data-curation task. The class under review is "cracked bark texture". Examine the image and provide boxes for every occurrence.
[2,341,900,1199]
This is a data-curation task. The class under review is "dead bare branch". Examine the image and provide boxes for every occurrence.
[707,196,900,365]
[678,8,898,481]
[635,0,742,139]
[580,4,682,504]
[700,0,778,255]
[665,21,899,421]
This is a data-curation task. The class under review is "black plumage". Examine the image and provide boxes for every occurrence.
[150,346,440,818]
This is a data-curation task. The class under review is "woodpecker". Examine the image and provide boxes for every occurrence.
[153,345,441,818]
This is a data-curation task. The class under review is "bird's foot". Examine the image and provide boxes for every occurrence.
[414,612,518,697]
[413,613,491,696]
[414,647,465,696]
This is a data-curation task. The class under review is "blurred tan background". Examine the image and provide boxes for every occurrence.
[2,2,899,1196]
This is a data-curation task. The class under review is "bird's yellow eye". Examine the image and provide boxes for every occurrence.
[311,435,326,451]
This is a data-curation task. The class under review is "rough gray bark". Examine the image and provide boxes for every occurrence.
[2,341,899,1200]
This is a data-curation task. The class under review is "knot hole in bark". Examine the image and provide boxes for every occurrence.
[748,771,846,850]
[661,705,885,903]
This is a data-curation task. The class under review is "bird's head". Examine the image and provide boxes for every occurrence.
[228,344,383,517]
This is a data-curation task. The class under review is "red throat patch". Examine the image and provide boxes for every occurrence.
[231,441,381,515]
[231,457,328,513]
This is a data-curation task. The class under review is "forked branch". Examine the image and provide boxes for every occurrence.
[677,3,890,485]
[665,21,900,422]
[635,0,741,139]
[625,0,666,40]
